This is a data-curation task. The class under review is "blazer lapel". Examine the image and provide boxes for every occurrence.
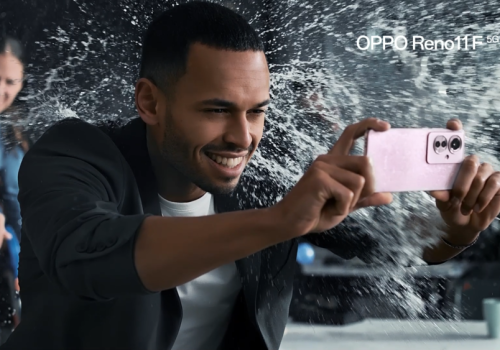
[214,193,262,329]
[110,118,181,349]
[111,118,162,216]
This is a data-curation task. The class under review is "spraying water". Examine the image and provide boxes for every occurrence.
[4,0,500,321]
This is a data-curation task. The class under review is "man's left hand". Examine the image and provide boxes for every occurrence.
[429,119,500,244]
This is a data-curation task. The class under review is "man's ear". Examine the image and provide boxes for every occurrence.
[135,78,162,125]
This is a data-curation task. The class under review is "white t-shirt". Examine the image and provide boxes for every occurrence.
[159,192,242,350]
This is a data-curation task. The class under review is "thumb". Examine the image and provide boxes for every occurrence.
[354,192,393,210]
[429,190,451,203]
[428,190,456,212]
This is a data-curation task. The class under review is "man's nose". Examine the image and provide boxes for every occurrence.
[223,113,253,150]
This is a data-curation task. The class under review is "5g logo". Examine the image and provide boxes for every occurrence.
[487,36,499,43]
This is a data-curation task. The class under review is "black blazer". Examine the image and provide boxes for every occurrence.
[1,118,378,350]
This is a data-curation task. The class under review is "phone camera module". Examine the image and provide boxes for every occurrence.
[433,135,447,154]
[449,136,462,153]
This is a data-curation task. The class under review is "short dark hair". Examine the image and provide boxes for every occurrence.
[139,1,265,93]
[0,35,25,66]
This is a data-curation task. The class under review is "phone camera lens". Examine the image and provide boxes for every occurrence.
[449,136,462,153]
[433,135,447,154]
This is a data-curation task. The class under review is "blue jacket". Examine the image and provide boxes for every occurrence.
[0,137,24,240]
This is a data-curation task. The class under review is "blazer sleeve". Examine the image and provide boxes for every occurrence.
[18,118,153,301]
[305,216,446,266]
[304,216,381,263]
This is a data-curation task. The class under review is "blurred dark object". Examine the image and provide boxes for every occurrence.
[290,262,366,325]
[0,229,21,346]
[0,250,19,345]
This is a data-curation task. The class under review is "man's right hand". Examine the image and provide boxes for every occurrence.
[272,118,394,237]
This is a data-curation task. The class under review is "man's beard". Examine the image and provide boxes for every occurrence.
[160,113,240,196]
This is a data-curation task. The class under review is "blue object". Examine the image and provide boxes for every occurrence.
[0,146,25,237]
[296,242,315,265]
[5,225,20,278]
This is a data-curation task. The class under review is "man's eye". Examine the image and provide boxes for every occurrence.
[250,109,266,115]
[207,109,228,114]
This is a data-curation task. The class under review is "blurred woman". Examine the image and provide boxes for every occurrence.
[0,36,29,243]
[0,35,30,343]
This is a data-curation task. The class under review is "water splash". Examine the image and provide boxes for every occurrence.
[6,0,500,322]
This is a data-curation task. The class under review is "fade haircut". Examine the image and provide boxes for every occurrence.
[139,1,265,95]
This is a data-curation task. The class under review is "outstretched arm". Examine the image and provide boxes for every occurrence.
[19,120,289,300]
[21,118,391,299]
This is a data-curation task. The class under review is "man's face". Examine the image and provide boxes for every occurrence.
[157,44,270,195]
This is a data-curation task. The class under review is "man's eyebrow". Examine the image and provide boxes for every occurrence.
[200,99,235,108]
[254,99,271,108]
[199,98,271,108]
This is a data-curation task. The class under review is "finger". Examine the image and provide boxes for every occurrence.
[354,192,393,210]
[315,155,375,198]
[434,195,459,212]
[451,155,480,207]
[474,172,500,213]
[446,118,463,131]
[4,231,12,240]
[472,195,500,231]
[315,162,366,209]
[462,163,495,215]
[314,170,355,217]
[329,118,390,156]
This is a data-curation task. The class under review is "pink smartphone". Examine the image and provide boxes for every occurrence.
[364,128,465,192]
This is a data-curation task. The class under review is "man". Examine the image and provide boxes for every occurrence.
[3,2,500,350]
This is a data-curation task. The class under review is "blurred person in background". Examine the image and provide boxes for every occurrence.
[0,35,30,242]
[0,34,31,343]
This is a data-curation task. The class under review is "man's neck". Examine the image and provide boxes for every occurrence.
[159,183,207,203]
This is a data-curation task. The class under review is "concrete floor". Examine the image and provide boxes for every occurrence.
[280,319,500,350]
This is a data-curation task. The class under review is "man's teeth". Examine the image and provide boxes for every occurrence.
[208,154,244,168]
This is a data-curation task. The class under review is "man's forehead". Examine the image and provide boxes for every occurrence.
[186,43,268,74]
[179,45,269,99]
